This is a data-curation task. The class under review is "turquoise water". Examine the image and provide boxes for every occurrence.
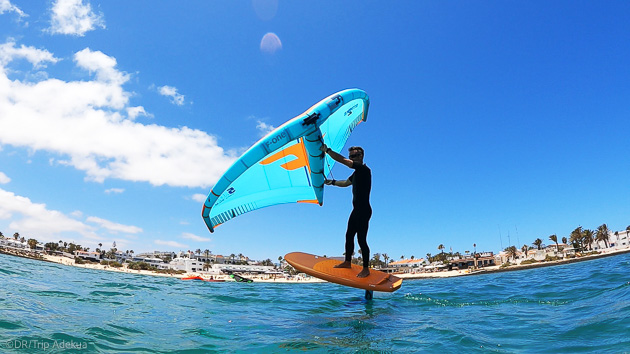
[1,253,629,353]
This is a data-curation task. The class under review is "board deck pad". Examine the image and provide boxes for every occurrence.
[285,252,403,292]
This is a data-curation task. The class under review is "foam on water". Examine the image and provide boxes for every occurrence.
[1,252,629,352]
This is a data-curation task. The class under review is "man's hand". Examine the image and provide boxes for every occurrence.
[320,144,328,153]
[324,179,335,186]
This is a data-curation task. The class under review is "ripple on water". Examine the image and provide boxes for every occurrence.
[85,327,129,345]
[89,290,134,297]
[31,290,80,299]
[0,319,26,330]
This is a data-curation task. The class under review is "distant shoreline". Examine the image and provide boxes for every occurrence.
[3,247,630,283]
[0,250,324,283]
[397,247,630,280]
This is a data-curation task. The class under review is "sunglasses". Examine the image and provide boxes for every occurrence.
[349,153,362,158]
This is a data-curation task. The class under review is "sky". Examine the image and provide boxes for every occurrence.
[1,0,630,262]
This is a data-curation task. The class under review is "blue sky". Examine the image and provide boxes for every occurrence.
[1,0,629,261]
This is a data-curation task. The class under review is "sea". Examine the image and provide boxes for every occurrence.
[1,252,629,353]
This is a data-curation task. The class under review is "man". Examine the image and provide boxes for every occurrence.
[320,144,372,278]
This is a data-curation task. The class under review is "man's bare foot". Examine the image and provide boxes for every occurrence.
[334,261,352,269]
[357,268,370,278]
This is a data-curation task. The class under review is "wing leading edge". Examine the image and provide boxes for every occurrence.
[202,89,369,233]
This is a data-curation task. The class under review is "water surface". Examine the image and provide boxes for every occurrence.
[1,253,629,352]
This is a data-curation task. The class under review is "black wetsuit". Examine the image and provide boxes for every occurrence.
[345,161,372,268]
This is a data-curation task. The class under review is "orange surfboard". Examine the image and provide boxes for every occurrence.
[284,252,403,293]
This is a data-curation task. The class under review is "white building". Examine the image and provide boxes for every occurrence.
[591,230,630,251]
[132,256,169,269]
[0,239,44,252]
[168,257,209,273]
[388,258,426,269]
[75,250,101,261]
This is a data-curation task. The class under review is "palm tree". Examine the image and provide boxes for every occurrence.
[230,253,235,264]
[506,246,517,262]
[583,229,595,250]
[203,249,211,270]
[372,253,381,268]
[438,244,444,257]
[27,239,38,250]
[570,226,584,251]
[549,234,559,252]
[595,224,610,248]
[382,253,389,267]
[562,236,567,245]
[521,244,528,258]
[13,232,19,240]
[533,238,543,250]
[0,231,4,239]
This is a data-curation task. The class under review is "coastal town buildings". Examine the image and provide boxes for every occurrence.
[3,227,630,276]
[386,258,426,273]
[449,252,496,269]
[75,250,101,261]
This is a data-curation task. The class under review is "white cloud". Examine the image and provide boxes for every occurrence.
[0,41,236,188]
[86,216,142,234]
[0,40,58,69]
[155,239,188,249]
[181,232,210,242]
[158,85,185,106]
[191,193,206,203]
[256,120,276,137]
[74,47,127,84]
[48,0,105,36]
[126,106,152,120]
[0,0,26,18]
[0,172,10,184]
[0,188,98,242]
[104,188,124,194]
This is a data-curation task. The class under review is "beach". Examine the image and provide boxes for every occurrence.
[35,253,325,283]
[396,247,630,279]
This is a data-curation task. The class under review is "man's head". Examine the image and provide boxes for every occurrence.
[348,146,364,164]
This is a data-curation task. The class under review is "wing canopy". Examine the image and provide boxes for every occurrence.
[202,89,369,232]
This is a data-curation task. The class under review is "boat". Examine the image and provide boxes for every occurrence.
[230,274,253,283]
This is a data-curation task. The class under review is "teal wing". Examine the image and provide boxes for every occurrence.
[202,89,369,232]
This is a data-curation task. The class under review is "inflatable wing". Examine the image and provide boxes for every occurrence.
[202,89,370,233]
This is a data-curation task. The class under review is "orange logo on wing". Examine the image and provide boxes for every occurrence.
[260,139,311,171]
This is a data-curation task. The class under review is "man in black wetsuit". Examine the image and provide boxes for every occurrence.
[320,144,372,278]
